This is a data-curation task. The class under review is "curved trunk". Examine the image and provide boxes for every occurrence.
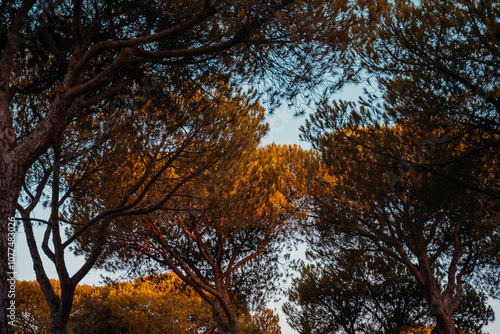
[0,157,23,334]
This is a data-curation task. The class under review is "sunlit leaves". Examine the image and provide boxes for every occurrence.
[14,275,213,334]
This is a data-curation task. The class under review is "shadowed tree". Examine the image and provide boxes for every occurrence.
[284,232,495,334]
[16,82,268,333]
[302,120,499,334]
[72,144,314,334]
[284,250,430,334]
[299,1,500,333]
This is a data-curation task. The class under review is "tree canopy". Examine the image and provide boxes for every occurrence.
[15,274,212,334]
[0,1,368,332]
[17,80,269,334]
[71,143,314,334]
[301,119,498,334]
[299,1,500,333]
[332,0,500,199]
[2,1,499,334]
[284,251,430,334]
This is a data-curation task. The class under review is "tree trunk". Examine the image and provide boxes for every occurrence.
[434,312,456,334]
[417,253,457,334]
[211,297,240,334]
[427,292,456,334]
[48,311,70,334]
[0,157,22,334]
[0,203,16,334]
[49,314,69,334]
[47,284,75,334]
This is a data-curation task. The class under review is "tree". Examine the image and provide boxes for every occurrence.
[0,1,362,332]
[16,82,267,333]
[15,275,284,334]
[70,274,214,334]
[284,232,495,334]
[74,144,314,334]
[240,307,282,334]
[302,121,498,334]
[299,1,500,333]
[336,0,500,199]
[14,280,93,334]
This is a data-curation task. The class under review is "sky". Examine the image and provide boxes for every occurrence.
[13,85,500,334]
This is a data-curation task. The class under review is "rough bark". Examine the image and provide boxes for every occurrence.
[414,251,460,334]
[434,311,456,334]
[211,295,240,334]
[0,156,23,334]
[0,195,17,334]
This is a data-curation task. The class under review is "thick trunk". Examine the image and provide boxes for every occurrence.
[434,311,456,334]
[0,203,16,334]
[48,308,71,334]
[0,158,22,334]
[417,253,457,334]
[427,291,456,334]
[211,296,240,334]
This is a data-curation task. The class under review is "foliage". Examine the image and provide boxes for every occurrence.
[15,77,270,334]
[73,143,315,333]
[301,119,498,333]
[1,1,368,332]
[240,308,282,334]
[15,274,286,334]
[284,250,430,334]
[5,1,500,333]
[285,232,496,334]
[15,280,93,334]
[70,274,214,334]
[14,275,213,334]
[299,1,500,333]
[328,0,500,198]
